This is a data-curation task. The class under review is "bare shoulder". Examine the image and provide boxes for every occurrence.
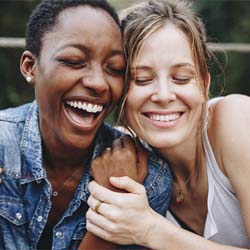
[209,94,250,235]
[208,94,250,175]
[209,94,250,133]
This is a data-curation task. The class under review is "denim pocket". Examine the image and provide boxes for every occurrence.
[0,196,26,225]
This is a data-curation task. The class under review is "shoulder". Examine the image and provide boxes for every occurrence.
[208,94,250,176]
[0,102,32,123]
[209,94,250,141]
[0,102,34,170]
[0,103,33,143]
[210,94,250,119]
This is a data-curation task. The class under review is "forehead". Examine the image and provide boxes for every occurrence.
[135,23,194,67]
[41,5,123,56]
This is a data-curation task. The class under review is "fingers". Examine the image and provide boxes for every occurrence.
[86,216,112,242]
[109,176,146,195]
[111,135,136,155]
[111,137,122,151]
[87,193,122,222]
[88,181,126,205]
[121,135,136,155]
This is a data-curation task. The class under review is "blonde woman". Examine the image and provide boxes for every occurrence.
[86,0,250,249]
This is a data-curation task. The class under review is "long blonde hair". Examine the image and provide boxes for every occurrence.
[116,0,215,172]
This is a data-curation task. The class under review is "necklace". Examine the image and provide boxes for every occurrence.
[49,168,82,197]
[174,174,193,205]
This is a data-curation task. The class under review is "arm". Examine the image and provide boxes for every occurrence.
[86,177,248,250]
[209,94,250,236]
[78,135,147,249]
[85,95,250,249]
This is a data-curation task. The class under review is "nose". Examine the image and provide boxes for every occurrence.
[150,78,176,104]
[82,65,108,94]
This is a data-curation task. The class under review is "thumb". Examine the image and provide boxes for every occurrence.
[109,176,145,194]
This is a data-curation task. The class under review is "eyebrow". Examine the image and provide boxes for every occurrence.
[131,62,195,71]
[131,65,152,72]
[57,43,89,54]
[57,43,124,57]
[172,63,195,69]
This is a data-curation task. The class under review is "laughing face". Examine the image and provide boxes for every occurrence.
[31,6,125,153]
[125,23,205,150]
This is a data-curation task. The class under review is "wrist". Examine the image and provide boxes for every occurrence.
[141,210,165,249]
[146,212,176,250]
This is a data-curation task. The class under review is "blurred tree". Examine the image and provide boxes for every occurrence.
[0,0,38,109]
[0,0,249,111]
[194,0,250,97]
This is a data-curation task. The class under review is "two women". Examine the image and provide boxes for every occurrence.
[0,1,172,249]
[87,0,250,249]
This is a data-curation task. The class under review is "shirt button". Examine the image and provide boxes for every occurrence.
[16,212,22,220]
[56,231,62,238]
[37,216,43,222]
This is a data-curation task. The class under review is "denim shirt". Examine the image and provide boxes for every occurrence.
[0,101,172,250]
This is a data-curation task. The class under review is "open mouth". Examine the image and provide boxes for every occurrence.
[64,100,104,127]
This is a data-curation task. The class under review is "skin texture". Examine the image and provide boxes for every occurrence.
[85,22,250,249]
[80,135,148,249]
[126,23,204,152]
[21,6,125,164]
[20,5,125,249]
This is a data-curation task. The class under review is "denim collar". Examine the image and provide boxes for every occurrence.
[19,101,114,201]
[20,101,44,184]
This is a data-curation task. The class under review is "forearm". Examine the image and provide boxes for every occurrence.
[146,212,247,250]
[78,232,117,250]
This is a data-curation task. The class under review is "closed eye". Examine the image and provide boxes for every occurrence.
[58,59,86,69]
[134,78,153,85]
[173,77,192,84]
[106,66,125,76]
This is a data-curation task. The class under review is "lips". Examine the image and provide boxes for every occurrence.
[148,113,181,122]
[64,99,104,128]
[143,111,183,128]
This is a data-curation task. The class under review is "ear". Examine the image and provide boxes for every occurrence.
[20,50,37,86]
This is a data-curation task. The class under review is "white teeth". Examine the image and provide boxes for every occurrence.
[66,100,103,113]
[150,113,180,122]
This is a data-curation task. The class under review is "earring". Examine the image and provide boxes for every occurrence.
[26,76,32,83]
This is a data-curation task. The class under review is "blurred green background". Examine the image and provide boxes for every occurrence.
[0,0,249,111]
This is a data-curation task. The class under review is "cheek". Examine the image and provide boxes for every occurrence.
[110,78,124,103]
[124,97,141,130]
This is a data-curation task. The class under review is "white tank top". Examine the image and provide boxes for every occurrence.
[166,98,250,247]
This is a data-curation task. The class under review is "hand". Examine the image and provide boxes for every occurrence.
[91,135,147,192]
[86,176,157,247]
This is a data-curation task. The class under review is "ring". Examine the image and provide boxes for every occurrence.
[106,147,111,151]
[94,200,102,214]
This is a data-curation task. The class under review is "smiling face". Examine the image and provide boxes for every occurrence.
[125,23,205,151]
[32,6,125,154]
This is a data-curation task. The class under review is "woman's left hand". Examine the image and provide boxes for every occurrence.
[86,176,157,246]
[91,135,148,192]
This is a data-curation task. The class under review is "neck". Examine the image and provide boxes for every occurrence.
[44,147,90,170]
[42,137,93,170]
[157,132,204,185]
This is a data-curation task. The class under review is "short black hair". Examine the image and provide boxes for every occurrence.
[26,0,120,57]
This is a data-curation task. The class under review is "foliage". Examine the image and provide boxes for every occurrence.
[194,0,250,97]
